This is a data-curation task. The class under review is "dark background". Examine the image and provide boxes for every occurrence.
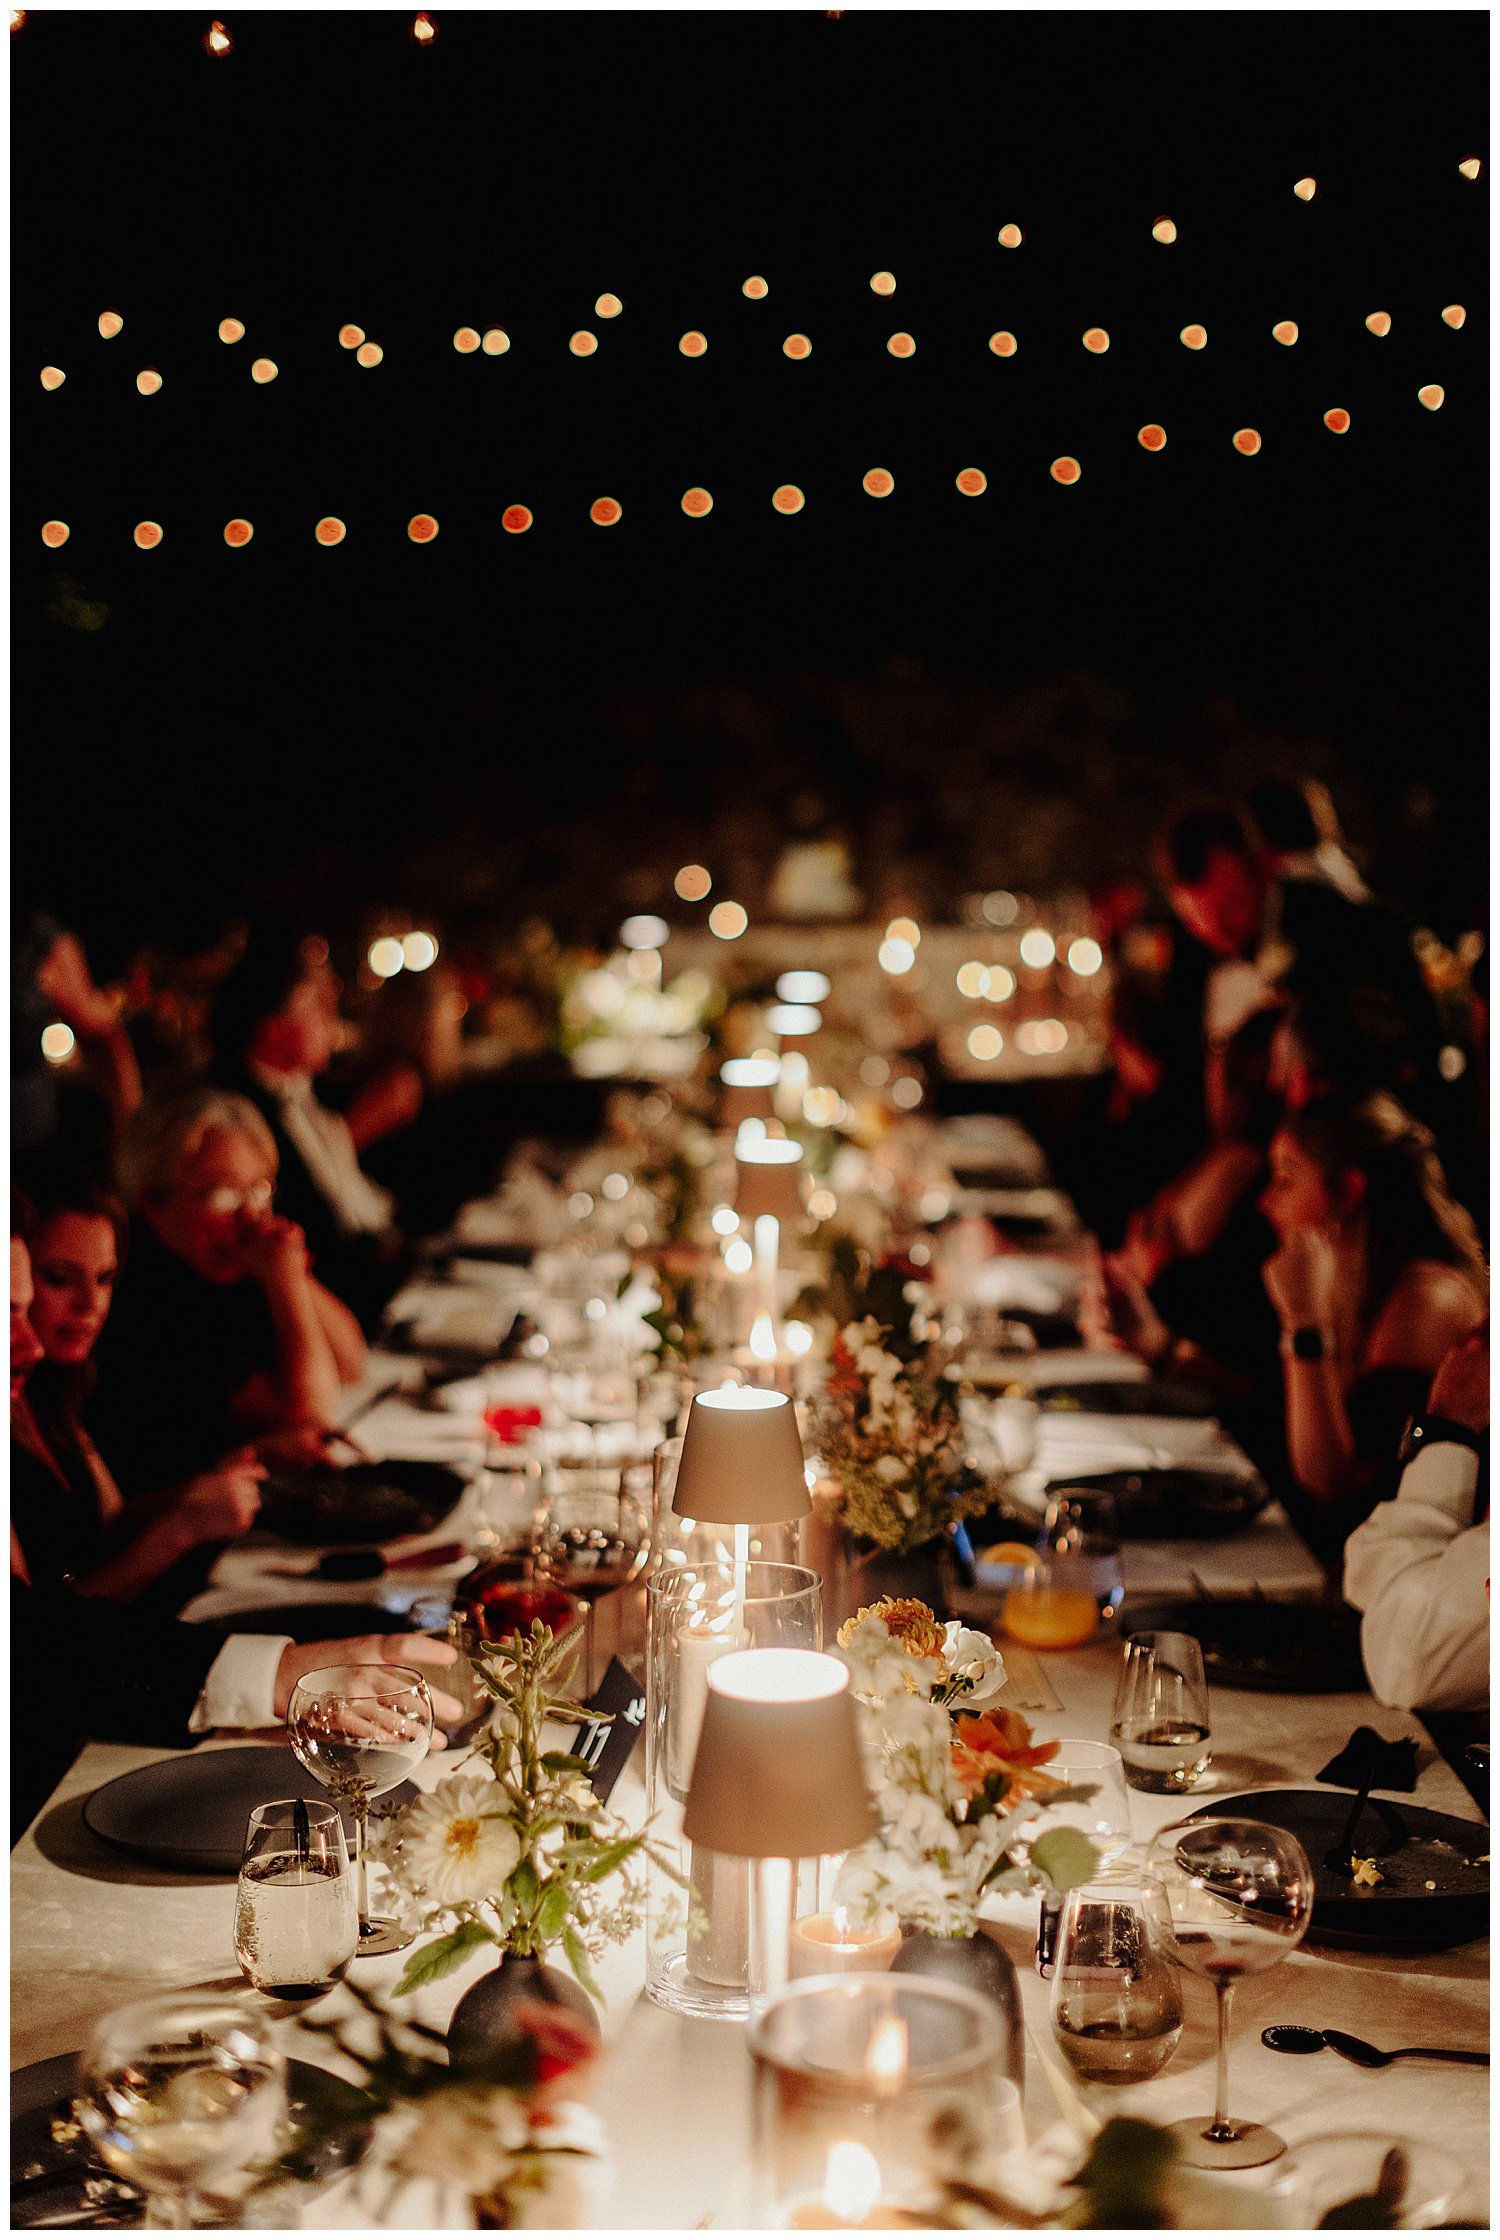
[13,9,1489,959]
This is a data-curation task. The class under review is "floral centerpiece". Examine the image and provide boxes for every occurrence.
[833,1599,1100,1936]
[372,1625,674,2016]
[810,1317,992,1555]
[288,1983,606,2230]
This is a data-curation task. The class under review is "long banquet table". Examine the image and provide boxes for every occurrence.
[10,1169,1491,2229]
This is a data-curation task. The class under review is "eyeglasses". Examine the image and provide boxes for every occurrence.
[190,1181,275,1217]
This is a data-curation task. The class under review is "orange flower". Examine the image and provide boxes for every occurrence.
[838,1597,946,1664]
[951,1710,1061,1802]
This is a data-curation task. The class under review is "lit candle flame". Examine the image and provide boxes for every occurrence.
[823,2142,883,2225]
[865,2016,909,2080]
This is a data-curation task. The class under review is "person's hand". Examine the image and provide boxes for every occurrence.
[35,931,120,1039]
[234,1210,311,1290]
[1098,1254,1172,1366]
[1117,1205,1176,1287]
[175,1449,266,1542]
[272,1632,462,1743]
[1428,1320,1490,1433]
[1263,1227,1339,1331]
[253,1421,344,1470]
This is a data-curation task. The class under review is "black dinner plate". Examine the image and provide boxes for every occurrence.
[82,1746,419,1875]
[195,1601,417,1644]
[12,2050,376,2228]
[1034,1376,1217,1417]
[1120,1594,1367,1693]
[257,1460,467,1545]
[1184,1786,1490,1952]
[1049,1468,1270,1540]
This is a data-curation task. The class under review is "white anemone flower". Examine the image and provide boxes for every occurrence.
[942,1623,1008,1707]
[397,1774,522,1905]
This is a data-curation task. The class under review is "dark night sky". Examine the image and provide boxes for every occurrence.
[12,9,1489,945]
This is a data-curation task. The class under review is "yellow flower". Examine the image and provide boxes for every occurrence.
[837,1597,946,1664]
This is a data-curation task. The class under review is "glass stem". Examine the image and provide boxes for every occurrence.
[352,1800,372,1935]
[583,1601,597,1699]
[1208,1979,1236,2139]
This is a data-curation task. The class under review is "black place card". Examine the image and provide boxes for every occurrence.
[570,1658,647,1804]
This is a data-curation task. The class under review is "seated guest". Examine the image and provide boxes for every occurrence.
[1097,1091,1486,1561]
[1246,775,1371,903]
[90,1086,366,1495]
[11,1177,264,1599]
[331,958,466,1156]
[12,907,142,1162]
[1344,1324,1488,1713]
[211,927,407,1329]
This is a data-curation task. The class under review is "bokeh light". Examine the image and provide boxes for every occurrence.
[98,310,124,339]
[502,505,533,533]
[223,518,253,546]
[777,971,830,1003]
[986,965,1016,1002]
[724,1237,754,1274]
[339,324,365,349]
[368,937,404,978]
[886,917,921,946]
[1019,928,1056,968]
[1365,310,1391,336]
[136,368,163,395]
[620,915,668,950]
[675,864,712,901]
[40,521,69,548]
[742,276,769,300]
[767,1004,822,1038]
[982,890,1018,926]
[709,901,749,940]
[1323,407,1351,434]
[710,1205,740,1236]
[1067,937,1104,976]
[1017,1018,1069,1056]
[1180,324,1207,350]
[870,270,896,295]
[772,485,805,514]
[956,468,987,495]
[1417,385,1445,410]
[988,331,1018,356]
[1232,428,1262,454]
[315,517,347,544]
[1441,305,1466,329]
[679,330,708,356]
[133,521,163,549]
[402,932,439,971]
[40,1023,76,1063]
[250,357,278,383]
[219,317,245,344]
[967,1024,1004,1061]
[863,468,894,498]
[407,514,438,542]
[1458,156,1481,180]
[1081,327,1109,353]
[595,294,623,319]
[997,223,1022,247]
[1050,456,1081,484]
[412,13,436,42]
[878,937,916,975]
[860,1054,890,1086]
[890,1076,923,1110]
[1138,423,1167,450]
[356,342,383,367]
[482,328,509,355]
[205,18,231,56]
[956,962,988,998]
[1293,176,1316,200]
[1152,216,1177,243]
[1272,320,1299,345]
[783,333,812,359]
[39,366,65,390]
[453,327,481,353]
[681,487,713,517]
[886,332,915,357]
[569,331,598,356]
[590,496,622,527]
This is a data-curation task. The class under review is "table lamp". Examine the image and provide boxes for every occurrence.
[684,1647,877,2001]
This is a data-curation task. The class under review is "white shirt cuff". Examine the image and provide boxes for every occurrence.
[1401,1442,1481,1524]
[188,1635,293,1733]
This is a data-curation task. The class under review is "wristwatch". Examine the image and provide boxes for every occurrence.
[1281,1325,1332,1362]
[1398,1413,1487,1469]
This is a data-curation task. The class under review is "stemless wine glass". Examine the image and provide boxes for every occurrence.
[1111,1631,1213,1793]
[536,1468,652,1693]
[1051,1886,1183,2085]
[1001,1489,1123,1649]
[77,1993,287,2229]
[234,1799,357,2001]
[1143,1816,1314,2169]
[286,1664,432,1956]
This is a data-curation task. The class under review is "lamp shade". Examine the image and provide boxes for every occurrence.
[683,1650,877,1859]
[735,1139,804,1224]
[720,1057,779,1128]
[672,1387,811,1524]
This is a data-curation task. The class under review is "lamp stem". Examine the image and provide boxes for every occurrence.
[751,1855,796,2004]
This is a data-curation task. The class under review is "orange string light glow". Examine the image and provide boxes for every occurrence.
[1417,385,1445,411]
[772,485,805,514]
[1323,408,1351,434]
[339,324,366,349]
[356,342,383,367]
[1365,311,1392,336]
[223,518,254,546]
[250,357,278,383]
[742,276,768,300]
[1458,156,1481,180]
[1232,428,1262,454]
[1180,324,1207,350]
[453,327,480,353]
[569,331,598,356]
[39,366,65,391]
[783,333,812,359]
[204,18,231,55]
[41,521,69,548]
[502,505,533,533]
[862,468,894,498]
[1137,423,1167,450]
[679,330,707,356]
[590,497,622,526]
[133,521,164,549]
[870,271,896,295]
[98,311,124,340]
[1050,457,1081,485]
[997,223,1022,248]
[412,12,435,42]
[886,332,915,357]
[1441,305,1466,329]
[482,328,509,355]
[1152,216,1177,243]
[988,331,1017,356]
[315,518,347,544]
[136,369,163,395]
[1272,320,1299,345]
[681,487,713,517]
[1293,176,1316,200]
[407,514,438,541]
[219,317,245,344]
[595,294,623,319]
[955,468,987,496]
[1081,327,1109,353]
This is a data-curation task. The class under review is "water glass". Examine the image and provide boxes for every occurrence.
[1111,1631,1213,1793]
[234,1800,357,2001]
[1051,1887,1183,2084]
[1041,1739,1135,1872]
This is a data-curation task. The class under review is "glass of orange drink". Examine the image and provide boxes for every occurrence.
[1000,1490,1123,1649]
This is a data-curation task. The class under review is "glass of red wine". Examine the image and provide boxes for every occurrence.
[534,1468,652,1694]
[1142,1816,1314,2169]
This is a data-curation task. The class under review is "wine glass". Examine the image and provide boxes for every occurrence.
[234,1798,357,2002]
[1142,1816,1314,2169]
[1001,1489,1123,1649]
[536,1469,652,1693]
[77,1993,287,2229]
[287,1663,433,1956]
[1051,1887,1183,2085]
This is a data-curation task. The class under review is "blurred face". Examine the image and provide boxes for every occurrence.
[1169,847,1265,959]
[29,1211,119,1365]
[1260,1130,1338,1239]
[145,1126,276,1283]
[249,971,339,1077]
[10,1240,45,1401]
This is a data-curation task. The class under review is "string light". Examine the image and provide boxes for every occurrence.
[679,330,708,356]
[205,18,232,56]
[997,223,1022,248]
[742,276,768,300]
[40,1024,75,1063]
[681,487,713,517]
[1365,310,1392,336]
[1138,423,1167,450]
[967,1024,1004,1061]
[870,270,896,295]
[218,317,245,344]
[988,331,1017,356]
[1019,929,1055,968]
[223,518,254,546]
[1458,156,1481,180]
[482,328,509,354]
[403,932,439,970]
[40,521,69,548]
[136,369,163,395]
[956,963,988,998]
[1067,938,1104,977]
[356,341,383,366]
[783,333,812,359]
[369,937,404,979]
[878,937,916,975]
[1233,428,1262,454]
[1323,408,1351,434]
[1152,216,1177,243]
[1180,324,1207,350]
[955,468,987,495]
[1050,457,1081,485]
[98,311,124,340]
[133,521,163,549]
[453,327,480,353]
[674,865,712,901]
[863,468,894,498]
[11,10,27,29]
[502,504,533,533]
[709,901,748,940]
[250,357,278,383]
[407,514,439,542]
[886,917,921,946]
[771,485,804,514]
[1441,305,1466,329]
[1272,320,1299,345]
[569,331,598,356]
[1417,385,1445,410]
[1293,176,1316,200]
[590,496,622,526]
[886,331,915,357]
[411,12,436,42]
[595,293,623,319]
[39,366,65,391]
[1081,327,1109,353]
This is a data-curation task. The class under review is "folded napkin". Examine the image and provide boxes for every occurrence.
[1317,1725,1420,1794]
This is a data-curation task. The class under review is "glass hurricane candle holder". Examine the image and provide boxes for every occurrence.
[748,1977,1029,2229]
[645,1561,822,2017]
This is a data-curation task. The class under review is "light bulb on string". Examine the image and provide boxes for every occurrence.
[411,12,436,42]
[205,18,231,56]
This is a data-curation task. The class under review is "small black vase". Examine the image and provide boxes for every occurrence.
[889,1929,1025,2086]
[446,1949,600,2065]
